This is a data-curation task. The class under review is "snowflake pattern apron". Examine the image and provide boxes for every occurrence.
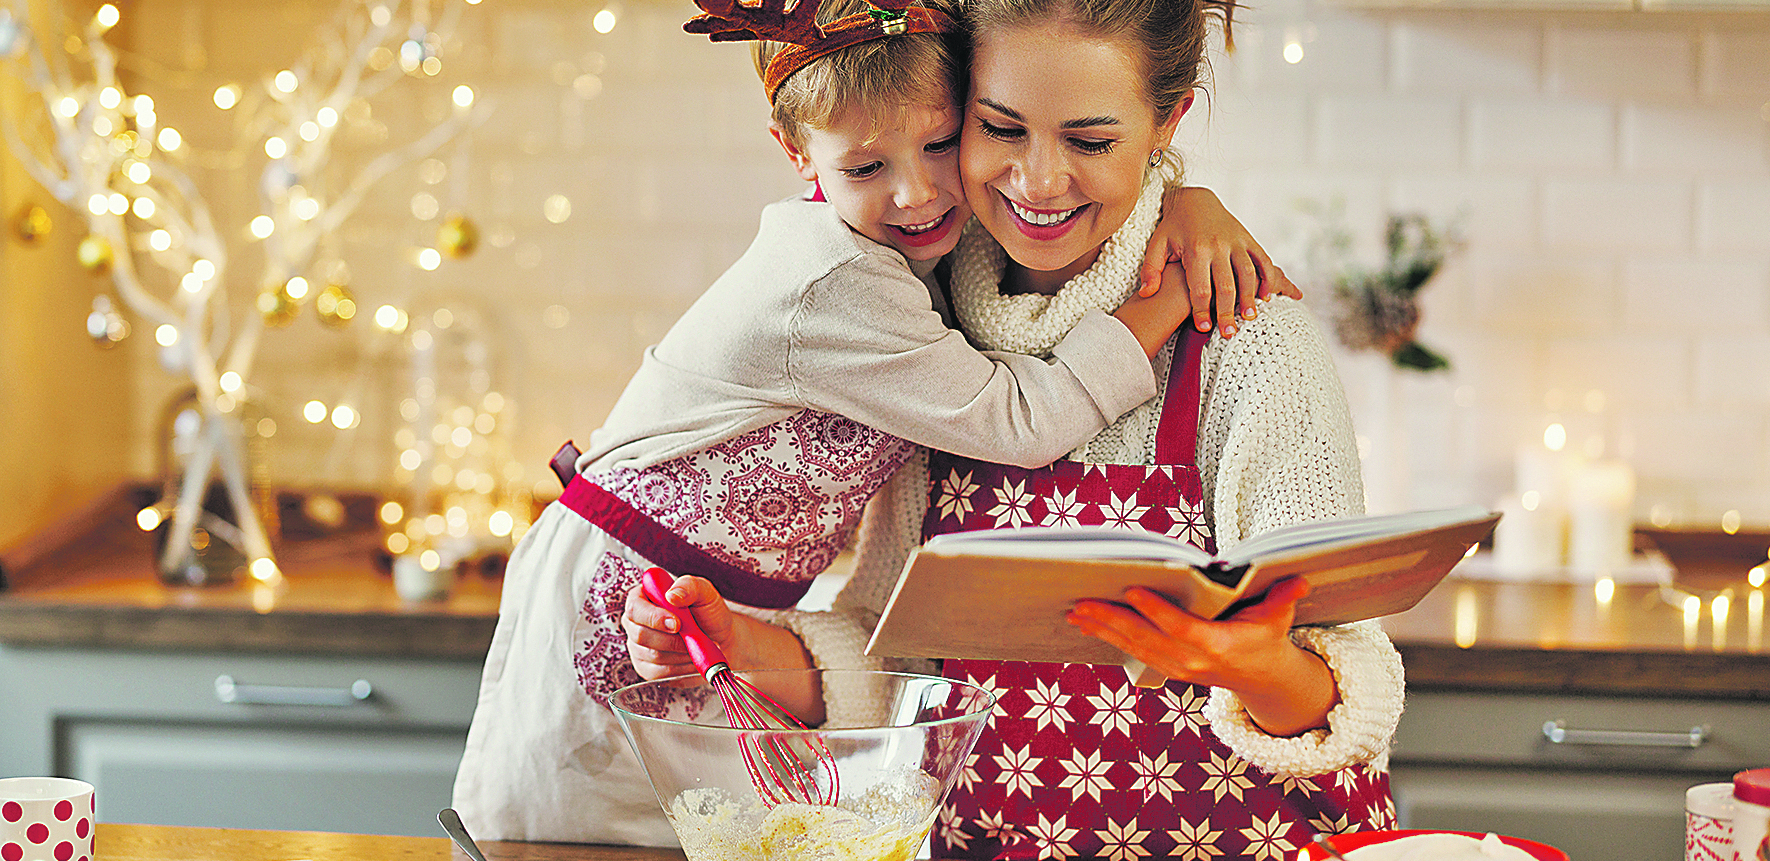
[925,328,1394,861]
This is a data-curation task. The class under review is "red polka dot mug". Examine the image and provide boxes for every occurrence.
[0,777,93,861]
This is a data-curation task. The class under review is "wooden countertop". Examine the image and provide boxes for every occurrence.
[1384,568,1770,699]
[0,485,499,660]
[3,489,1766,697]
[97,822,684,861]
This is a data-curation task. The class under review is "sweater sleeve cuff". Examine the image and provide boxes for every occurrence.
[741,607,889,728]
[1049,309,1156,420]
[1203,621,1405,777]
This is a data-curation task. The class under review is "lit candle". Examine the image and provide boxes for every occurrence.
[1566,460,1636,576]
[1493,430,1575,576]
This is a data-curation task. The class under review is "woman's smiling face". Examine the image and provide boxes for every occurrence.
[961,18,1189,291]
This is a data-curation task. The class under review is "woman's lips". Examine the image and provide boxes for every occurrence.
[1000,190,1086,241]
[887,207,958,248]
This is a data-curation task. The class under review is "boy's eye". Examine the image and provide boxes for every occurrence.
[926,134,960,155]
[1070,137,1116,156]
[976,119,1023,142]
[841,162,884,179]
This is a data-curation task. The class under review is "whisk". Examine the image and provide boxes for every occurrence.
[640,567,840,807]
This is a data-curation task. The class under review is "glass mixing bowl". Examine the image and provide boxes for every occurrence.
[610,669,995,861]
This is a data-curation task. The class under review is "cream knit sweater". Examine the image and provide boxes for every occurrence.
[762,182,1404,777]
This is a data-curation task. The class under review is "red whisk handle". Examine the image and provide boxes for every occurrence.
[639,567,730,675]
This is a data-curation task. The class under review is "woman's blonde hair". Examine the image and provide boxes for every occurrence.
[756,0,963,146]
[962,0,1235,128]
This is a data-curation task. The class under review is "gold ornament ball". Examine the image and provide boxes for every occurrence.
[257,286,299,327]
[77,234,113,275]
[315,282,357,328]
[12,205,51,245]
[437,213,478,259]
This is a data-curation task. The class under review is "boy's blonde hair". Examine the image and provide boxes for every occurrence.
[756,0,962,146]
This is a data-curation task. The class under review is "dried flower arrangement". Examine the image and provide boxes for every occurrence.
[1308,203,1460,372]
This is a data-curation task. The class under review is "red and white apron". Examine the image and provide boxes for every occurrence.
[925,329,1394,861]
[452,409,915,845]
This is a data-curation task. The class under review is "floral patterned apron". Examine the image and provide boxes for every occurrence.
[925,328,1393,861]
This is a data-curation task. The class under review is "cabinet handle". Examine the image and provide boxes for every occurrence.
[1541,720,1706,749]
[214,675,374,707]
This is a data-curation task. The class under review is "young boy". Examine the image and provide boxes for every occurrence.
[451,0,1286,844]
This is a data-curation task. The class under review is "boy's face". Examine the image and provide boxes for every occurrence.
[774,101,969,262]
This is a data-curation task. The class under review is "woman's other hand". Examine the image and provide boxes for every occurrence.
[1066,576,1337,737]
[1140,186,1302,338]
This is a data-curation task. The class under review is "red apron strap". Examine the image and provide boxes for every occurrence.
[556,474,811,610]
[1153,327,1208,467]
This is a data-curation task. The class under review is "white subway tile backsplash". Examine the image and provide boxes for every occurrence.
[1392,22,1541,95]
[1543,178,1693,252]
[1543,335,1691,409]
[1317,97,1464,169]
[1466,253,1619,333]
[1230,18,1390,95]
[1469,98,1615,172]
[1389,174,1538,251]
[1697,178,1770,251]
[1623,103,1770,174]
[106,0,1770,517]
[1628,410,1768,488]
[1694,335,1770,408]
[1186,92,1312,170]
[1623,258,1770,333]
[1549,26,1698,101]
[1702,29,1770,105]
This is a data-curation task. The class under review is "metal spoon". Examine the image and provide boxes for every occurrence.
[1312,833,1351,860]
[438,808,490,861]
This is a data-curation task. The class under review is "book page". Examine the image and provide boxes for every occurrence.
[920,525,1214,567]
[1222,504,1492,565]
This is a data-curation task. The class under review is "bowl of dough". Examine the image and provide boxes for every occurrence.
[610,669,994,861]
[1300,830,1569,861]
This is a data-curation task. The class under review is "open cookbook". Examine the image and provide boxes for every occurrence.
[867,505,1500,667]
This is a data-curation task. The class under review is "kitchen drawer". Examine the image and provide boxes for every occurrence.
[0,644,484,836]
[1393,690,1770,772]
[0,646,480,726]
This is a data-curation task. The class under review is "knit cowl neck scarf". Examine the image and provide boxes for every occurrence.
[950,173,1164,358]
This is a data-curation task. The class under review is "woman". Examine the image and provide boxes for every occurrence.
[625,0,1404,855]
[912,0,1403,853]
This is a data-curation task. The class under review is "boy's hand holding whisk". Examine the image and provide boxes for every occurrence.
[623,574,825,724]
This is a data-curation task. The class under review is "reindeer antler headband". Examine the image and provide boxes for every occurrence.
[684,0,958,102]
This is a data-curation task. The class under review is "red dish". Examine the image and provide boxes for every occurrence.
[1300,830,1569,861]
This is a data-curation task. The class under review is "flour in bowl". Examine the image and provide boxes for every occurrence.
[1340,832,1539,860]
[665,770,939,861]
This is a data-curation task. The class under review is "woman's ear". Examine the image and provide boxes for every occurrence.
[769,122,819,182]
[1156,90,1196,151]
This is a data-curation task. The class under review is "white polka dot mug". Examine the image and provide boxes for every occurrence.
[0,777,94,861]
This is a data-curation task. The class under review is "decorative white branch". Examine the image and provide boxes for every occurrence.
[1,0,483,580]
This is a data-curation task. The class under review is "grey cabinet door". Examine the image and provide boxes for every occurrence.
[1391,691,1770,860]
[0,646,483,837]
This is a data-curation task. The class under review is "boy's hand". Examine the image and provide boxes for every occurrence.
[1141,186,1302,339]
[623,574,749,682]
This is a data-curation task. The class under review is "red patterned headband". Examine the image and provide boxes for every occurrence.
[684,0,959,102]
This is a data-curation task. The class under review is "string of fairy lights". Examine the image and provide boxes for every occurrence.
[0,0,584,584]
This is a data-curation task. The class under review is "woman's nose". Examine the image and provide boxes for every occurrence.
[1013,139,1068,203]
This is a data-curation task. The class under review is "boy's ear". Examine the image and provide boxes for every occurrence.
[1156,90,1195,152]
[769,122,819,183]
